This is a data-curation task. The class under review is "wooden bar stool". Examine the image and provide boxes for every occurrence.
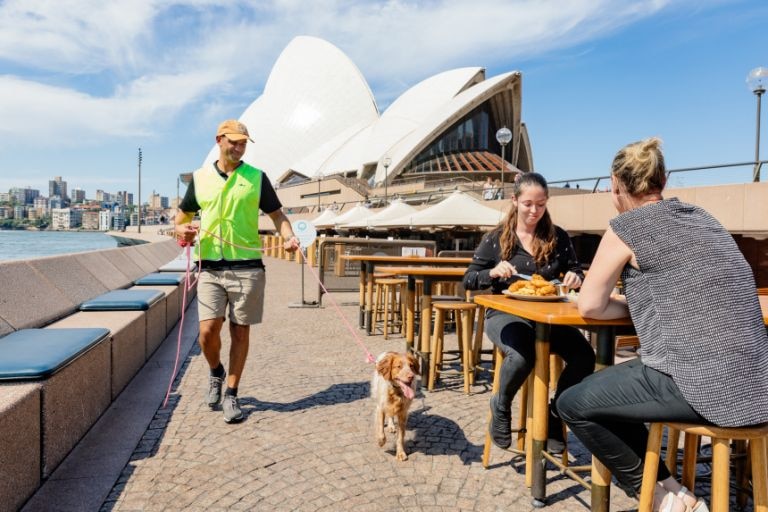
[373,277,406,339]
[481,346,570,486]
[428,301,477,394]
[639,422,768,512]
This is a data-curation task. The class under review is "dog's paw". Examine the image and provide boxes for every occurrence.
[396,450,408,461]
[387,424,397,434]
[377,435,386,447]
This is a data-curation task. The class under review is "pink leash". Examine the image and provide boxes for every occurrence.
[162,232,376,407]
[162,243,194,408]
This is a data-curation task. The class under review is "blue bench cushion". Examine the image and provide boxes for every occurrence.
[80,289,165,311]
[0,328,110,381]
[134,272,184,285]
[159,259,196,272]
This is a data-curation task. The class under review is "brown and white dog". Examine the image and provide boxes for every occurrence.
[371,351,420,461]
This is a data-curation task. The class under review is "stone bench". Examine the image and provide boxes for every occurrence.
[0,383,40,511]
[0,328,111,480]
[80,290,166,360]
[48,312,146,400]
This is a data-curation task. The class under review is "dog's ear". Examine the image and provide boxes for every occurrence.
[406,352,420,376]
[377,353,393,380]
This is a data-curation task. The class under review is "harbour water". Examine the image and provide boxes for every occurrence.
[0,230,118,262]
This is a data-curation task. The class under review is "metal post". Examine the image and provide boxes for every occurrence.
[137,148,142,233]
[500,144,506,195]
[383,157,391,206]
[754,88,764,182]
[384,164,389,205]
[495,127,512,199]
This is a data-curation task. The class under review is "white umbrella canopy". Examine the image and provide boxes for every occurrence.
[340,199,418,228]
[310,208,338,227]
[317,203,374,229]
[377,190,505,228]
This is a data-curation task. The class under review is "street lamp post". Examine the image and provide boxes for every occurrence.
[495,127,512,197]
[748,67,767,182]
[137,147,142,233]
[382,157,391,206]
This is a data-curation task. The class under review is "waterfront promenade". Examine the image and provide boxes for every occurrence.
[21,255,646,511]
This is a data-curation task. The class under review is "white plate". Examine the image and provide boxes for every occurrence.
[502,289,566,302]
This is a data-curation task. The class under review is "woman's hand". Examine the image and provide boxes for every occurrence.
[562,271,583,291]
[489,261,517,280]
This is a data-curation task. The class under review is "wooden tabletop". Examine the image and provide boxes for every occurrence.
[377,266,468,278]
[339,255,472,265]
[474,294,633,327]
[478,294,768,326]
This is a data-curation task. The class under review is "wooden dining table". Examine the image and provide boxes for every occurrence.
[475,293,768,512]
[373,266,468,356]
[338,254,471,335]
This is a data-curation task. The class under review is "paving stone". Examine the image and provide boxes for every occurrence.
[32,257,709,511]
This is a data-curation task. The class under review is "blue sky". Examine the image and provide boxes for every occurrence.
[0,0,766,200]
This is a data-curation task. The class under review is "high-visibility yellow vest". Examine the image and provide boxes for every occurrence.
[193,162,262,261]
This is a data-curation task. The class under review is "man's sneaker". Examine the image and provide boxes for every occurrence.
[222,395,244,423]
[206,374,224,409]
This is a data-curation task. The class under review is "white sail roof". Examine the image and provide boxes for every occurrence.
[199,37,529,192]
[203,36,379,183]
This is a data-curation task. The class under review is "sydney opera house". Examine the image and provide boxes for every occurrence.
[184,35,767,282]
[194,35,531,211]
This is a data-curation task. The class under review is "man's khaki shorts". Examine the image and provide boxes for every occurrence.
[197,268,266,325]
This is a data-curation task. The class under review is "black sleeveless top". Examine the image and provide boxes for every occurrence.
[611,198,768,426]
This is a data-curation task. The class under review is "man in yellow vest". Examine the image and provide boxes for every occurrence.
[175,119,299,423]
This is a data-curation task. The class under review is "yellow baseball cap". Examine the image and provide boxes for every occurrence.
[216,119,253,142]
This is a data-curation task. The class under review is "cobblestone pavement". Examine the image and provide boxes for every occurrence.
[99,256,646,512]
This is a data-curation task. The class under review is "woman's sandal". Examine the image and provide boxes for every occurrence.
[658,491,683,512]
[676,486,709,512]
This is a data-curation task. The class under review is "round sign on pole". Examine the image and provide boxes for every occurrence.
[293,220,317,247]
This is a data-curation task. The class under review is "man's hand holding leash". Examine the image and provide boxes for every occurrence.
[284,236,300,252]
[175,223,199,246]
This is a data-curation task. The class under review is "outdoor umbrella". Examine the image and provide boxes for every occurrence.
[318,203,374,229]
[376,190,505,229]
[340,199,418,228]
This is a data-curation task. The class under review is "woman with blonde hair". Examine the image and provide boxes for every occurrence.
[557,138,768,511]
[463,172,594,454]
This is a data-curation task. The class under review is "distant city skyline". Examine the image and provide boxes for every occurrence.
[2,176,167,205]
[1,1,766,199]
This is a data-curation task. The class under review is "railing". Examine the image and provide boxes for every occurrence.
[281,160,768,214]
[336,175,370,197]
[545,160,768,193]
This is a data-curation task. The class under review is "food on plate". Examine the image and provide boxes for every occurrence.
[535,284,556,296]
[507,274,558,297]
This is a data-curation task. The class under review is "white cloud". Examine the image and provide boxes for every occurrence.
[0,0,675,151]
[0,70,222,145]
